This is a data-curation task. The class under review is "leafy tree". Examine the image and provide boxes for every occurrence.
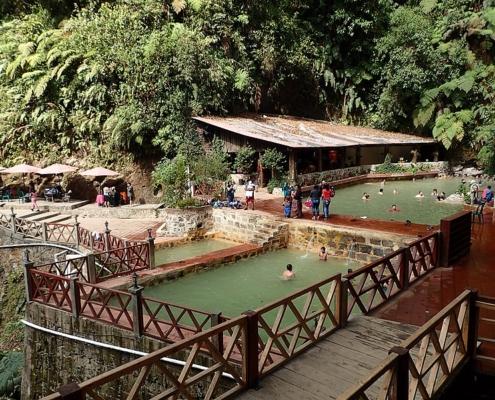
[152,154,190,207]
[261,148,286,179]
[233,145,256,174]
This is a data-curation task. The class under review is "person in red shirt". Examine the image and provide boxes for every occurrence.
[321,184,334,220]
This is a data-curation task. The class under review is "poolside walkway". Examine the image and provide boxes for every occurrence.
[373,210,495,326]
[238,316,417,400]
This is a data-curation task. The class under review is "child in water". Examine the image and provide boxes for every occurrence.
[362,192,370,200]
[283,264,295,280]
[319,247,328,261]
[389,204,400,212]
[379,188,384,195]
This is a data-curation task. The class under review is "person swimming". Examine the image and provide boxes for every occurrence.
[393,189,398,195]
[437,191,446,201]
[282,264,295,280]
[431,189,438,196]
[379,188,384,195]
[362,192,370,200]
[415,191,424,198]
[319,247,328,261]
[389,204,400,212]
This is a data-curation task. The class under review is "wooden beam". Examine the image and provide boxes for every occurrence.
[288,149,297,183]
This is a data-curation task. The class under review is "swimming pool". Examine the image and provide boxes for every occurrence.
[329,177,468,224]
[143,248,349,317]
[154,238,238,266]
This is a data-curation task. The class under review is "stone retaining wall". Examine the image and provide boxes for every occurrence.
[156,206,213,238]
[287,220,412,263]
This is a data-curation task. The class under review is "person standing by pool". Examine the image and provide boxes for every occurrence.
[30,189,39,211]
[470,180,480,204]
[310,185,321,220]
[283,264,295,280]
[127,182,134,206]
[226,182,236,206]
[244,180,255,210]
[321,184,333,220]
[283,195,292,218]
[292,185,303,218]
[482,185,493,204]
[103,186,110,207]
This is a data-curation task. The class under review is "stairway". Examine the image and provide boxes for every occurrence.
[18,210,73,224]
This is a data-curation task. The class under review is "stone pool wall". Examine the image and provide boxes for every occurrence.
[287,220,412,263]
[156,206,213,238]
[211,208,289,250]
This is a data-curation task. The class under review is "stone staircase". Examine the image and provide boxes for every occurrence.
[252,220,289,249]
[17,210,73,225]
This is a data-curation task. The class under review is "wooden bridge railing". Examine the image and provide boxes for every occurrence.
[338,289,486,400]
[94,243,150,281]
[344,232,439,317]
[42,315,248,400]
[440,210,471,267]
[253,273,343,378]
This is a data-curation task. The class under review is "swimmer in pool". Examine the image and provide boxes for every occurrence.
[431,189,438,197]
[362,192,370,200]
[393,189,398,195]
[415,191,424,198]
[389,204,400,212]
[379,188,384,195]
[282,264,295,280]
[437,191,446,201]
[319,247,328,261]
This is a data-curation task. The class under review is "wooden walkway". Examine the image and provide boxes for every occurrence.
[238,316,418,400]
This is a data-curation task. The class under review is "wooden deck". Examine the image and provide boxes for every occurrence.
[238,315,418,400]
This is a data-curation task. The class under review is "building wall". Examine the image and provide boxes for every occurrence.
[360,146,386,165]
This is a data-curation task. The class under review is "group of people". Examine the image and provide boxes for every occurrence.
[225,180,256,210]
[98,183,134,207]
[465,179,493,205]
[282,182,335,220]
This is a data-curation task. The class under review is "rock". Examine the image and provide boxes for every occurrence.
[461,167,483,176]
[444,193,465,204]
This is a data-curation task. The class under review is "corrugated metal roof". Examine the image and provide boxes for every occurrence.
[193,114,436,148]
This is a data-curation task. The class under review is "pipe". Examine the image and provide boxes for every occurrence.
[21,319,235,380]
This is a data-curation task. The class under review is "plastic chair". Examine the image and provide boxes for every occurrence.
[17,190,25,203]
[1,191,10,202]
[472,202,485,223]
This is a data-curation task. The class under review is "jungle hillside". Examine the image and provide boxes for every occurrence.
[1,0,494,170]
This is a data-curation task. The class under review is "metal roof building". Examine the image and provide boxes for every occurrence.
[194,114,438,182]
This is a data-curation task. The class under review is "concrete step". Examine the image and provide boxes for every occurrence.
[17,210,48,219]
[25,212,60,222]
[41,215,72,224]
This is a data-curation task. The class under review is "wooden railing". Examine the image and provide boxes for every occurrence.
[253,274,343,378]
[14,217,44,239]
[29,269,73,313]
[473,295,495,374]
[345,232,439,317]
[46,222,78,243]
[94,243,150,281]
[338,290,479,399]
[0,212,10,229]
[34,256,91,282]
[42,316,248,400]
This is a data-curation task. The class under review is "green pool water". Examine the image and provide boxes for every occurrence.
[144,248,349,317]
[328,177,467,224]
[155,239,237,266]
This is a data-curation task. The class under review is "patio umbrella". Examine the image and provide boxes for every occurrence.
[80,167,119,177]
[0,164,41,174]
[39,163,77,175]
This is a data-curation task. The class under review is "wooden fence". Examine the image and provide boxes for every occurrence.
[40,289,494,400]
[345,232,439,317]
[338,289,486,400]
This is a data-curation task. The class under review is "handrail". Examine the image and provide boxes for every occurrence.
[41,315,248,400]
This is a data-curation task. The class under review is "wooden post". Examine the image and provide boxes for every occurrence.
[42,222,48,242]
[257,156,264,188]
[23,250,35,302]
[104,221,111,252]
[86,253,97,284]
[288,149,297,183]
[389,346,409,400]
[317,149,323,172]
[242,310,260,389]
[74,215,80,247]
[129,277,144,337]
[210,312,224,354]
[399,247,410,290]
[337,279,349,328]
[57,382,84,400]
[466,289,479,361]
[10,207,16,233]
[147,228,156,269]
[69,277,81,319]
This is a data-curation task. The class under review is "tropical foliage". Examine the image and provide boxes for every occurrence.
[0,0,494,171]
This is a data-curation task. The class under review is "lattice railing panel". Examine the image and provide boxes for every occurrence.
[36,256,90,282]
[346,249,404,317]
[78,283,134,331]
[41,317,247,400]
[0,213,10,229]
[408,233,438,284]
[15,218,43,239]
[46,223,77,244]
[142,297,213,342]
[95,243,150,281]
[256,275,341,376]
[30,269,72,312]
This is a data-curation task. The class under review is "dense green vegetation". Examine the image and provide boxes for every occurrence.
[0,0,494,170]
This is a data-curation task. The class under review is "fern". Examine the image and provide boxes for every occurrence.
[420,0,437,14]
[34,73,51,98]
[413,102,436,127]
